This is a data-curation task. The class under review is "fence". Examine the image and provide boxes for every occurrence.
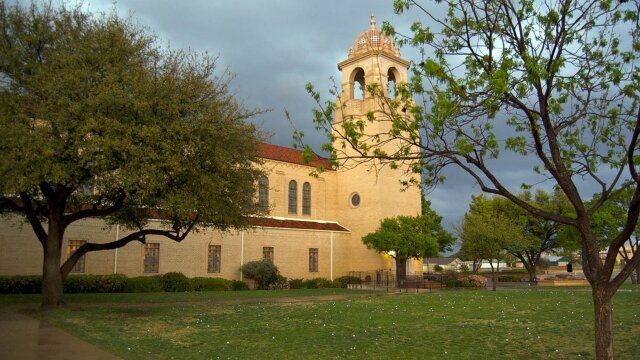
[345,270,537,291]
[346,270,453,292]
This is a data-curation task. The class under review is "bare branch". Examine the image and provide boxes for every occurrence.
[60,220,197,278]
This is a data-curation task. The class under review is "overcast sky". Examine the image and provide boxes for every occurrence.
[43,0,567,242]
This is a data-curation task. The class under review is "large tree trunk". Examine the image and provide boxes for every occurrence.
[633,262,639,284]
[593,285,614,360]
[526,265,537,284]
[41,221,65,308]
[490,261,497,291]
[395,258,407,288]
[521,260,538,284]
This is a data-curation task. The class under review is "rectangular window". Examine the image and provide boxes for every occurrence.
[208,245,221,273]
[67,240,87,273]
[144,243,160,273]
[309,248,319,272]
[263,246,274,263]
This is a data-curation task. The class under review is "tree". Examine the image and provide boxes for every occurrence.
[362,200,454,284]
[304,1,640,357]
[590,187,640,284]
[459,195,520,290]
[493,188,572,283]
[0,2,265,307]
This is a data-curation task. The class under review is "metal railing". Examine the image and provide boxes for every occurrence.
[346,270,449,292]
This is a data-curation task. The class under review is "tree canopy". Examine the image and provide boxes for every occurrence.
[0,2,265,307]
[362,200,454,279]
[304,0,640,357]
[459,194,521,289]
[460,189,571,283]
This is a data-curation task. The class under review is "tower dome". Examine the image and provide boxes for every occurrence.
[349,16,399,58]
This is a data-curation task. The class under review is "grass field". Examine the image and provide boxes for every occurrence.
[12,287,640,359]
[0,288,375,305]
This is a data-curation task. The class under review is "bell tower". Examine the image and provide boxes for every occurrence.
[334,16,422,275]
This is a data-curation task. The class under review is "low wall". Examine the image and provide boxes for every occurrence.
[538,280,589,287]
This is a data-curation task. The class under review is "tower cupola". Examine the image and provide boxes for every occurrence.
[348,16,401,58]
[337,16,410,104]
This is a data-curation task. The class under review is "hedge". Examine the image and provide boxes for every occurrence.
[124,276,164,293]
[333,276,363,288]
[191,277,233,291]
[64,274,127,293]
[162,272,191,292]
[0,275,42,294]
[0,274,321,294]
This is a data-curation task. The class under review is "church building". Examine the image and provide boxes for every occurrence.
[0,17,423,281]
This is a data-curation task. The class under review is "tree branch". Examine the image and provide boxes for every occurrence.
[63,191,126,224]
[60,220,197,278]
[18,192,48,247]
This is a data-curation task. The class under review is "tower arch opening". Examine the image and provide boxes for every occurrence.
[387,67,400,98]
[349,67,365,100]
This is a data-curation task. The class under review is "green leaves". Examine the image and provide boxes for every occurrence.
[0,2,266,230]
[363,201,454,261]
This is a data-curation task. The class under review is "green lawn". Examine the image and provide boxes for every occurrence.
[15,287,640,359]
[0,288,375,305]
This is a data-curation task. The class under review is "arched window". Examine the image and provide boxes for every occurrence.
[258,176,269,211]
[302,182,311,215]
[351,68,365,100]
[288,180,297,214]
[387,68,397,98]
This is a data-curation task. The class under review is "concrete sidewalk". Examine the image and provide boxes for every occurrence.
[0,307,121,360]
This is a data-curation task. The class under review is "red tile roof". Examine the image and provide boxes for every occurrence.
[248,217,349,232]
[259,143,333,169]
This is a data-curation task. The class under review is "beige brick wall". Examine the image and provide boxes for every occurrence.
[262,159,337,221]
[0,215,356,280]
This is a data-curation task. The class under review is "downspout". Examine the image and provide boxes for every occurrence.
[330,231,334,281]
[240,231,244,281]
[113,224,120,274]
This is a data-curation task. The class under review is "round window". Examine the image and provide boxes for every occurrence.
[350,193,361,208]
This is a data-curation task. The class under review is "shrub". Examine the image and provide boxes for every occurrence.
[446,275,488,288]
[241,260,280,289]
[190,277,232,291]
[459,264,470,273]
[125,276,164,292]
[537,258,551,270]
[232,280,249,291]
[231,280,249,291]
[162,272,191,292]
[464,275,488,287]
[302,277,334,289]
[497,275,525,282]
[332,275,362,288]
[64,274,127,293]
[444,269,459,280]
[445,279,464,288]
[0,275,42,294]
[288,278,305,289]
[269,275,289,290]
[433,265,444,272]
[499,268,528,274]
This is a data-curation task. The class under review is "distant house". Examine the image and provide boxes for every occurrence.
[423,258,464,273]
[476,259,510,271]
[542,256,570,267]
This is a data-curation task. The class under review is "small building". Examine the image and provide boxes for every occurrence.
[470,260,510,272]
[543,256,570,267]
[423,258,464,273]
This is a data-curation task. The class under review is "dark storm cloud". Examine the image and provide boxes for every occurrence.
[85,0,418,148]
